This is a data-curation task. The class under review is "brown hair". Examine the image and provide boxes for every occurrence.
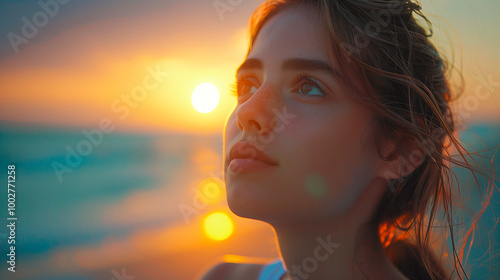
[242,0,497,279]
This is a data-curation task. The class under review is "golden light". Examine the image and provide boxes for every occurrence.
[191,83,220,113]
[203,212,234,241]
[197,178,224,205]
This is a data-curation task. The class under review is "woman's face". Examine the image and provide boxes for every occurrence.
[223,5,387,223]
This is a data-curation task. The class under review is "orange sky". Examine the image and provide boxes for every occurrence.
[0,0,498,134]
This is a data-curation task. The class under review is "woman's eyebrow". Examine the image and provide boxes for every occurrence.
[235,57,340,78]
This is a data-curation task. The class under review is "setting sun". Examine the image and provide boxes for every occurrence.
[191,83,220,113]
[203,212,234,241]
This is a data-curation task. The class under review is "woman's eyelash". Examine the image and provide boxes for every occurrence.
[293,72,326,97]
[229,80,238,97]
[229,75,256,97]
[229,73,326,98]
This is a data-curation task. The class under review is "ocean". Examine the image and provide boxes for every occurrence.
[0,122,498,279]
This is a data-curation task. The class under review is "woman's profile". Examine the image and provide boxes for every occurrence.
[202,0,497,279]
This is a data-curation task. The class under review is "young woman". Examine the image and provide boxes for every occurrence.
[202,0,496,279]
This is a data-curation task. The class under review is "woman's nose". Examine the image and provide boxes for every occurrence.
[235,83,280,137]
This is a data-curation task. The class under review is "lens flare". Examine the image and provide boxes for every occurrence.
[197,178,224,205]
[203,212,234,241]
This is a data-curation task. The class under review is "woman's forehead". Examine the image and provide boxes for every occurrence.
[249,4,329,63]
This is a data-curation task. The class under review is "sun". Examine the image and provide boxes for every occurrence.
[203,212,234,241]
[191,83,220,113]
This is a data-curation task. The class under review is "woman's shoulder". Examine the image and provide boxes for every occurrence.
[200,262,265,280]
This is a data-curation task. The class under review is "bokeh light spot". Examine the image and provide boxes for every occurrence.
[197,178,224,205]
[304,173,327,198]
[203,212,234,241]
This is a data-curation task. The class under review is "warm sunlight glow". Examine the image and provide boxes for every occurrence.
[192,83,220,113]
[197,178,224,205]
[203,212,234,241]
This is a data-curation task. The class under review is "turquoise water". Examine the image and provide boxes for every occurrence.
[0,122,498,279]
[0,122,223,279]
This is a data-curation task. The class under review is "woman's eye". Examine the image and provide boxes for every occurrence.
[232,75,325,99]
[295,79,325,97]
[239,81,258,95]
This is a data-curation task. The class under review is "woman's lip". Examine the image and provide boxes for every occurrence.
[228,141,279,166]
[227,158,277,173]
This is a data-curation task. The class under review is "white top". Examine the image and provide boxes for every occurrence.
[258,259,286,280]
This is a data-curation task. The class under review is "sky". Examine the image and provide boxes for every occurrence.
[0,0,262,134]
[0,0,499,134]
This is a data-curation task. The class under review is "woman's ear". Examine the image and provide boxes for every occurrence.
[376,134,426,181]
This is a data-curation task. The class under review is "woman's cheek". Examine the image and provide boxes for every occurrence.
[224,115,239,140]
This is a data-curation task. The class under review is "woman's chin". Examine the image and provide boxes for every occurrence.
[226,194,269,220]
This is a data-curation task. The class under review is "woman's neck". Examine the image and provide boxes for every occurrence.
[273,219,407,280]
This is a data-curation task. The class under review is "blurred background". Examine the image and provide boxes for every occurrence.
[0,0,498,279]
